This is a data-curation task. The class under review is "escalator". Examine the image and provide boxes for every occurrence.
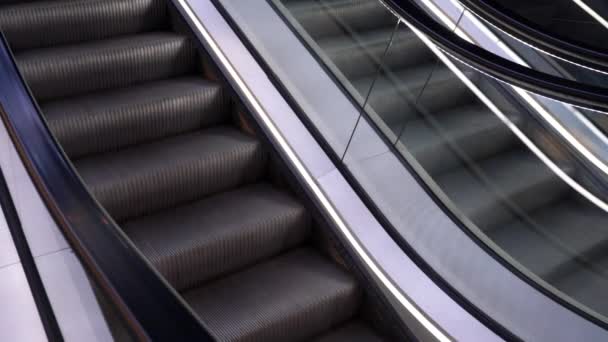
[0,1,394,341]
[4,0,608,339]
[489,0,608,50]
[280,0,608,320]
[455,0,608,136]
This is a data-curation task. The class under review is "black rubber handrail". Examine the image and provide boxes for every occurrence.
[458,0,608,74]
[384,0,608,112]
[0,33,213,342]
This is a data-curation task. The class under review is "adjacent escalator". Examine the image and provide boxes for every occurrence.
[279,0,608,322]
[0,1,394,340]
[488,0,608,51]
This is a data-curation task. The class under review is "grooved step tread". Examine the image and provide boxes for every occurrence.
[15,32,197,101]
[319,27,433,79]
[363,66,473,112]
[400,105,518,175]
[123,184,311,292]
[0,0,167,50]
[490,198,608,279]
[313,321,386,342]
[184,248,361,342]
[286,0,395,39]
[76,127,267,221]
[42,76,229,158]
[352,66,472,126]
[436,149,569,227]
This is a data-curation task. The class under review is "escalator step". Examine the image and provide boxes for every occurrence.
[42,76,229,158]
[319,27,433,79]
[553,254,608,316]
[318,28,394,79]
[355,65,473,126]
[313,321,387,342]
[489,198,608,279]
[286,0,395,39]
[15,32,197,101]
[353,66,430,123]
[400,105,519,175]
[75,127,267,221]
[436,149,570,227]
[0,0,167,51]
[184,248,361,342]
[122,184,311,291]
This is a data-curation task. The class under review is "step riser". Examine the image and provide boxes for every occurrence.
[408,130,515,176]
[405,117,519,175]
[469,176,569,228]
[325,35,434,80]
[76,132,267,221]
[0,0,168,50]
[17,34,198,101]
[365,75,473,125]
[44,80,230,158]
[184,249,361,342]
[290,1,395,39]
[123,186,312,291]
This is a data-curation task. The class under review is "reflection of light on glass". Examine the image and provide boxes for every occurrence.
[564,104,608,148]
[390,0,608,190]
[444,0,608,75]
[409,22,608,212]
[414,0,472,41]
[572,0,608,31]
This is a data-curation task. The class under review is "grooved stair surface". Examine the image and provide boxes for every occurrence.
[0,0,389,340]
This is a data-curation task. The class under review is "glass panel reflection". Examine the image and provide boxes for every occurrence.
[491,0,608,51]
[275,0,608,324]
